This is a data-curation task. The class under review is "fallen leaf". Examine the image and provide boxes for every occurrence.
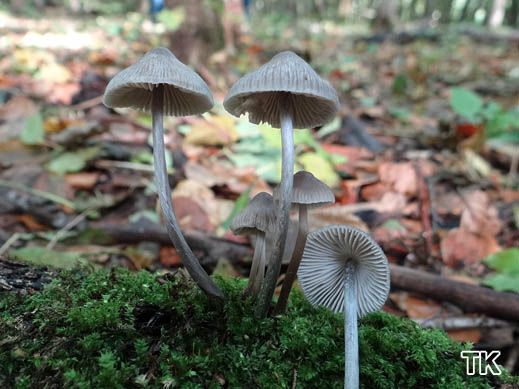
[441,228,500,267]
[298,152,340,188]
[64,172,100,190]
[11,247,83,269]
[447,329,481,343]
[379,162,417,196]
[308,205,369,232]
[460,190,501,237]
[172,196,212,232]
[20,112,44,145]
[172,179,219,226]
[160,246,182,267]
[185,115,238,146]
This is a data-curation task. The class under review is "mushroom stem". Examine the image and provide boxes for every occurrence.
[255,101,294,317]
[152,84,223,299]
[244,234,266,297]
[273,205,308,315]
[344,260,359,389]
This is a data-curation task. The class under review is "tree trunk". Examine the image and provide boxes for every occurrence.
[488,0,507,27]
[372,0,398,33]
[507,0,519,25]
[506,0,519,27]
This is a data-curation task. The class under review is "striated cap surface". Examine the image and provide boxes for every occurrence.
[103,47,213,116]
[298,225,390,317]
[230,192,276,235]
[275,171,335,207]
[224,51,339,129]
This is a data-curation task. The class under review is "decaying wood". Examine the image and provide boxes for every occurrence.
[0,257,55,293]
[391,265,519,323]
[96,224,252,265]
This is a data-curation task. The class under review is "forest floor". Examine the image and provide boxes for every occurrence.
[0,8,518,373]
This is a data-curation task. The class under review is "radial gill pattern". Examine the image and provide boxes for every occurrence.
[298,225,390,317]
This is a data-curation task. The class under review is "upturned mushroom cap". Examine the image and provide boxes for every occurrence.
[298,225,390,317]
[275,171,335,207]
[230,192,276,235]
[223,51,339,129]
[103,47,213,116]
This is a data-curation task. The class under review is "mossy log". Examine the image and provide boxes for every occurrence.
[1,261,513,388]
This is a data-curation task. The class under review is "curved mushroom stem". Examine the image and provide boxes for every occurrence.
[255,99,294,318]
[244,234,266,297]
[152,84,223,299]
[344,260,359,389]
[273,205,308,315]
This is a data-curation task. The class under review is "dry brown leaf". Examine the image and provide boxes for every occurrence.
[64,172,100,190]
[379,162,418,196]
[447,329,481,343]
[0,95,37,123]
[440,228,500,268]
[460,190,501,237]
[172,179,219,226]
[308,205,369,232]
[172,196,212,232]
[160,246,182,267]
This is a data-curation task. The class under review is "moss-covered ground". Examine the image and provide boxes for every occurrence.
[0,268,510,388]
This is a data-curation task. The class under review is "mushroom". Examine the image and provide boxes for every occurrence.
[273,171,335,314]
[297,225,390,389]
[230,192,276,297]
[103,47,223,299]
[224,51,339,316]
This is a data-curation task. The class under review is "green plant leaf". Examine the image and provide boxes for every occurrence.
[483,248,519,275]
[11,247,84,269]
[47,147,100,175]
[298,152,339,187]
[483,273,519,293]
[221,187,251,229]
[449,87,483,122]
[158,7,185,31]
[20,112,44,145]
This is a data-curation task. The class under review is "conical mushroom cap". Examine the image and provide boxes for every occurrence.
[103,47,213,116]
[298,225,390,317]
[224,51,339,129]
[230,192,276,235]
[275,171,335,207]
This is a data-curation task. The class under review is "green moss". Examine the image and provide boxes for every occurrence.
[0,268,503,388]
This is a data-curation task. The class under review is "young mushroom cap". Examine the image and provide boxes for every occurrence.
[230,192,276,235]
[223,51,339,129]
[298,225,390,316]
[275,171,335,208]
[103,47,213,116]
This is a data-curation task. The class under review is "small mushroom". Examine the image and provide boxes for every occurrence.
[224,51,339,317]
[103,47,223,299]
[273,171,335,314]
[298,225,390,389]
[230,192,276,297]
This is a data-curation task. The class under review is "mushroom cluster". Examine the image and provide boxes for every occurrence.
[224,51,340,317]
[103,47,390,388]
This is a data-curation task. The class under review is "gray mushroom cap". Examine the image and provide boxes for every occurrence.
[230,192,276,235]
[275,171,335,207]
[103,47,213,116]
[223,51,339,129]
[297,225,390,317]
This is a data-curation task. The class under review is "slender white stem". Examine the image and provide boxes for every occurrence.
[245,234,266,297]
[274,205,308,314]
[152,84,223,299]
[255,101,294,317]
[344,261,359,389]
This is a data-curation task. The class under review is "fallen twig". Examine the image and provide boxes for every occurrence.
[391,265,519,323]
